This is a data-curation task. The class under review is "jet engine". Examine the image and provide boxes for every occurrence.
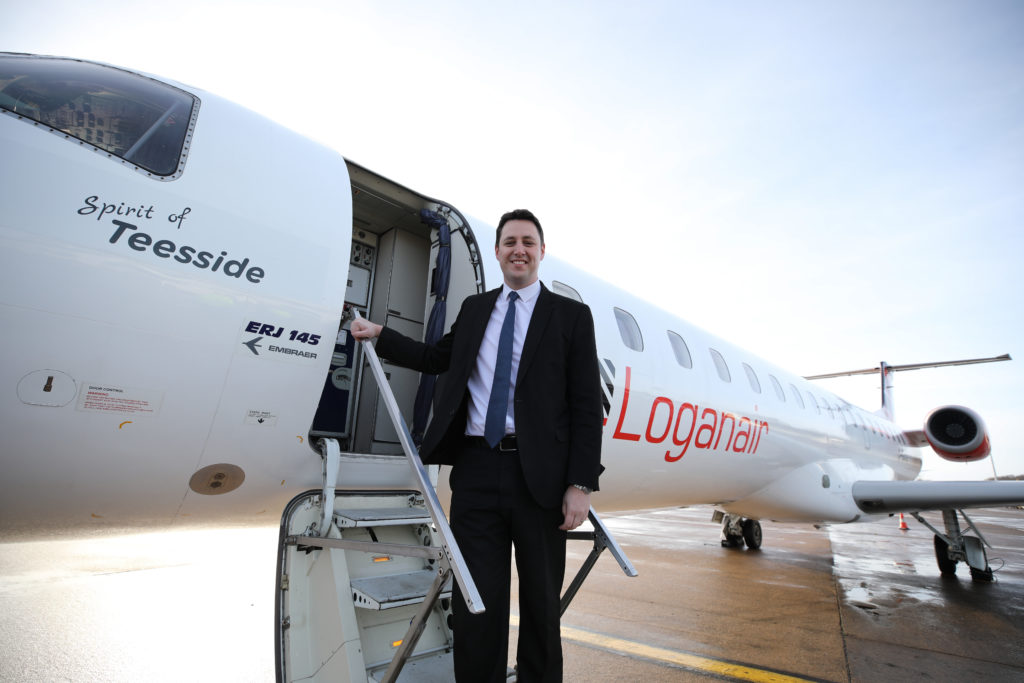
[924,405,990,462]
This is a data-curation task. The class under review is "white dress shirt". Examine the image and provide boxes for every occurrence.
[465,280,541,437]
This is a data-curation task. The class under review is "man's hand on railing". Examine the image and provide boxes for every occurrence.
[351,318,382,341]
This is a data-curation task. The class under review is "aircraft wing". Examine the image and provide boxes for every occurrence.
[853,480,1024,514]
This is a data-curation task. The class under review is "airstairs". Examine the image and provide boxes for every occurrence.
[275,316,636,682]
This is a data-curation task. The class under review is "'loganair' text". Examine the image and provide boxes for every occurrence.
[611,366,769,461]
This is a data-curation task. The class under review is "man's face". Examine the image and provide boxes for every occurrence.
[495,219,545,289]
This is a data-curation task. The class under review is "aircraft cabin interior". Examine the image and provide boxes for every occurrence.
[309,162,485,455]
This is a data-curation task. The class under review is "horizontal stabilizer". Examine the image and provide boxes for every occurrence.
[804,354,1011,380]
[853,480,1024,514]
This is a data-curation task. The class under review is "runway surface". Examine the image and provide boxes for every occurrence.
[1,506,1022,681]
[546,505,1024,682]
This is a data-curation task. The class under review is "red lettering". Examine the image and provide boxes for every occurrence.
[666,403,698,462]
[609,367,771,461]
[714,412,736,450]
[694,408,718,449]
[612,366,642,442]
[646,397,674,443]
[732,417,752,452]
[750,420,769,453]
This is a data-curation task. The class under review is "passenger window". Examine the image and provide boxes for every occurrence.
[667,331,693,369]
[614,308,644,351]
[0,54,198,179]
[769,374,785,401]
[552,280,582,302]
[709,348,731,383]
[742,363,761,393]
[789,384,805,408]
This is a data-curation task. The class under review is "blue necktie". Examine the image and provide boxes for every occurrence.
[485,291,519,447]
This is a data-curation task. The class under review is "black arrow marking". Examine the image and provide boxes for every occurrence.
[243,337,263,355]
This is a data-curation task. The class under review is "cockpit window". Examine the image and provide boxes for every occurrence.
[0,53,198,180]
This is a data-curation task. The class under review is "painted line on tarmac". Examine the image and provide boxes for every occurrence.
[512,615,820,683]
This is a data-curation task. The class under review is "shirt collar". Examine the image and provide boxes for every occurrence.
[502,279,541,304]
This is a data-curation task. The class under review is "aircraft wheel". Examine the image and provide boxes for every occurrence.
[933,535,957,575]
[741,519,762,550]
[721,534,743,548]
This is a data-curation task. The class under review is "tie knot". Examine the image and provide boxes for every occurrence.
[508,291,519,303]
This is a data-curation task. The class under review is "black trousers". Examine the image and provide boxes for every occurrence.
[449,441,567,682]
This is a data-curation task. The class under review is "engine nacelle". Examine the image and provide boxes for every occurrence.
[924,405,990,462]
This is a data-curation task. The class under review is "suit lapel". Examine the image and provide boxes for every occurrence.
[463,288,502,367]
[517,283,553,383]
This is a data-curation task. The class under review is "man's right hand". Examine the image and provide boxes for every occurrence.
[350,318,382,341]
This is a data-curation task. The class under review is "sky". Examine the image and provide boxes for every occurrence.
[3,0,1023,479]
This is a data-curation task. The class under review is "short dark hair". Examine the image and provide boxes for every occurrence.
[496,209,544,247]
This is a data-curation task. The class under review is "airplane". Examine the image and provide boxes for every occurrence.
[2,52,1023,682]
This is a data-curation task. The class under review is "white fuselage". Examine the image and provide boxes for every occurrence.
[0,56,920,537]
[518,258,921,521]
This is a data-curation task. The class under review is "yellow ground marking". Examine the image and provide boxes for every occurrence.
[511,615,817,683]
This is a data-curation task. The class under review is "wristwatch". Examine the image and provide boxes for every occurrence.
[571,484,592,494]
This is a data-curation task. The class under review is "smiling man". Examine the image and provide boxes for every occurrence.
[351,209,603,681]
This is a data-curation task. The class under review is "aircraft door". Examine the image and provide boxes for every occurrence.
[309,331,358,439]
[362,228,429,450]
[309,234,378,441]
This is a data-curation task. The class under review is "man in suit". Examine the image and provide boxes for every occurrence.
[350,209,603,682]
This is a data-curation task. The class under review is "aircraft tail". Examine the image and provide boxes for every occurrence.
[878,361,894,422]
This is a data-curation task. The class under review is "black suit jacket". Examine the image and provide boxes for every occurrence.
[375,283,603,508]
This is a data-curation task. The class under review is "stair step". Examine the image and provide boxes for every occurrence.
[367,651,453,682]
[351,570,451,610]
[368,655,516,683]
[334,506,431,527]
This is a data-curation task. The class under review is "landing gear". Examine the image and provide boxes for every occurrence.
[717,512,762,550]
[933,535,957,576]
[914,509,994,582]
[970,564,994,582]
[721,533,743,548]
[742,518,763,550]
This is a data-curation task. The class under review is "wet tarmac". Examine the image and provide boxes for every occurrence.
[1,506,1021,681]
[541,505,1024,682]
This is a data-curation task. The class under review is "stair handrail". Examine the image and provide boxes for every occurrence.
[561,507,638,615]
[353,310,485,617]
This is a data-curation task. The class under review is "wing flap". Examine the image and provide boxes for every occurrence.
[852,480,1024,514]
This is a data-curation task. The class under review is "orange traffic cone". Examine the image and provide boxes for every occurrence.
[898,513,909,531]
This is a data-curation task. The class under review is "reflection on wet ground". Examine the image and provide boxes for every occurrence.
[0,527,279,682]
[2,507,1022,681]
[558,505,1024,681]
[827,507,1024,680]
